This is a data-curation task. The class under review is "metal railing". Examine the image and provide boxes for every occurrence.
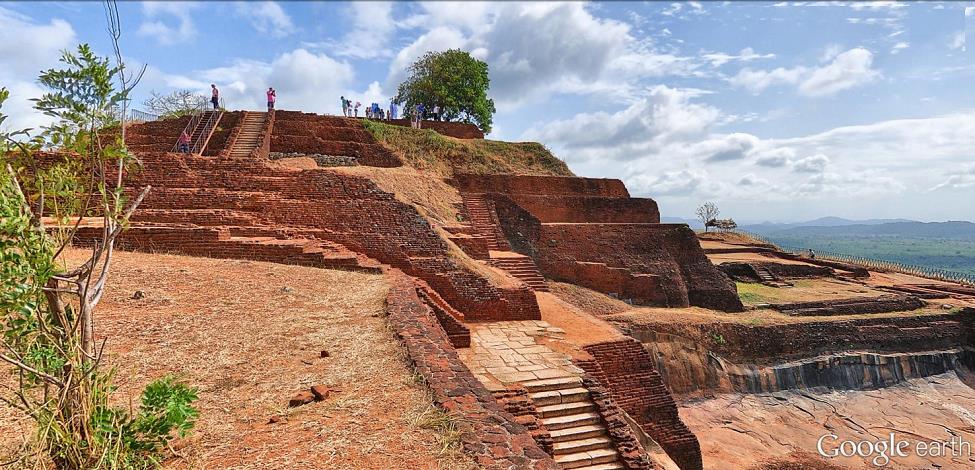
[726,230,975,286]
[171,101,223,154]
[129,109,159,122]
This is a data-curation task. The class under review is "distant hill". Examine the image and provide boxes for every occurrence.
[741,217,918,233]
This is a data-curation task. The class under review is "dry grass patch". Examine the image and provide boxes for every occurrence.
[0,249,475,470]
[362,120,572,177]
[333,166,462,226]
[548,281,634,316]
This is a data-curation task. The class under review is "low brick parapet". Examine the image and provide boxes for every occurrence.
[384,271,557,469]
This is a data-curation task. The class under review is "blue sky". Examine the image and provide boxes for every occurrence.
[1,1,974,222]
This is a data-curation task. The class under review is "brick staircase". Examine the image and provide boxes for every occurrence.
[524,376,622,469]
[489,254,550,292]
[462,193,550,292]
[229,112,267,157]
[173,110,222,155]
[461,193,510,250]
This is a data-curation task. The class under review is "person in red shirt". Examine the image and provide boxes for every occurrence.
[178,130,191,153]
[266,87,276,111]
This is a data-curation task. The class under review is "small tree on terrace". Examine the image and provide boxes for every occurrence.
[393,49,497,133]
[143,89,208,118]
[696,201,720,232]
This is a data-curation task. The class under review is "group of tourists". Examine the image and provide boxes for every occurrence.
[208,84,276,112]
[337,96,444,130]
[340,96,401,121]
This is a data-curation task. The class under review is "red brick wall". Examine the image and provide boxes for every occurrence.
[505,194,659,224]
[580,339,703,470]
[451,173,629,198]
[384,271,557,469]
[379,118,485,139]
[271,111,401,167]
[119,152,540,321]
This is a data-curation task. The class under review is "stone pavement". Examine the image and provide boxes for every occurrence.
[460,320,583,390]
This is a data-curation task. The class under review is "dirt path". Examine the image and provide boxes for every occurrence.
[0,249,473,470]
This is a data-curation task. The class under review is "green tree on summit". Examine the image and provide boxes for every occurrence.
[393,49,497,133]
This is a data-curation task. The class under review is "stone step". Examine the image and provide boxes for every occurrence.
[574,463,624,470]
[529,387,589,406]
[548,425,607,443]
[552,436,614,455]
[554,448,619,469]
[541,412,601,431]
[538,401,596,418]
[523,376,582,393]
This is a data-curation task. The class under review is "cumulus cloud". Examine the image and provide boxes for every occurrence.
[521,85,720,161]
[235,1,294,37]
[0,6,77,131]
[731,47,879,96]
[792,154,830,173]
[138,2,198,45]
[149,48,357,114]
[321,2,397,59]
[388,2,701,107]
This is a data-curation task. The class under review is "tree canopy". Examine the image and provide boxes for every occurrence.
[393,49,496,133]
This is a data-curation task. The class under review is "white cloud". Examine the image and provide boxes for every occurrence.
[387,3,701,107]
[235,1,293,38]
[138,2,198,45]
[702,47,776,67]
[730,66,807,93]
[950,31,966,51]
[321,2,397,59]
[732,47,879,97]
[0,6,77,132]
[792,154,830,173]
[148,48,357,114]
[890,41,909,54]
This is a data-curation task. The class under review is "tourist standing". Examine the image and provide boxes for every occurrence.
[432,104,440,121]
[354,101,360,117]
[266,87,276,111]
[210,84,219,110]
[178,130,191,153]
[341,96,348,117]
[416,103,425,129]
[389,102,397,120]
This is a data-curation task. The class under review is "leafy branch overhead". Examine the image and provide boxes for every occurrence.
[394,49,497,134]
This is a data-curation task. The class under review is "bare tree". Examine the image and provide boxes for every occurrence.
[143,89,208,118]
[696,202,720,232]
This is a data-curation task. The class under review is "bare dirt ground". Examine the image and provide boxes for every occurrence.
[681,373,975,470]
[0,249,474,470]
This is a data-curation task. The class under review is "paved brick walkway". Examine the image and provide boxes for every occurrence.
[460,320,582,390]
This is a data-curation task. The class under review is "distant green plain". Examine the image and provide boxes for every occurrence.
[765,235,975,276]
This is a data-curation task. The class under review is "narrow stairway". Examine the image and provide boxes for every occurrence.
[189,110,221,154]
[751,264,789,287]
[489,254,550,291]
[461,193,510,251]
[229,112,267,157]
[524,376,622,470]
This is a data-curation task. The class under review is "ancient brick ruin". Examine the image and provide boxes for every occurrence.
[73,107,975,470]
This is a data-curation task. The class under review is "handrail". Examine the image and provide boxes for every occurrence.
[172,101,207,153]
[191,109,222,154]
[727,229,975,286]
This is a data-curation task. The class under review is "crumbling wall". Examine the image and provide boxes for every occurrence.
[452,173,629,198]
[384,272,557,469]
[579,339,703,470]
[271,111,401,167]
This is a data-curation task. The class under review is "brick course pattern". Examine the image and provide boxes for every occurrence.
[271,112,401,167]
[579,339,703,470]
[384,272,558,470]
[578,376,655,470]
[377,118,485,139]
[453,173,743,312]
[102,150,540,321]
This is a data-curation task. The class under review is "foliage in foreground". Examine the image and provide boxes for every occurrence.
[1,43,197,469]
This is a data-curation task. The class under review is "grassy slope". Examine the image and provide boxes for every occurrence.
[362,119,573,177]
